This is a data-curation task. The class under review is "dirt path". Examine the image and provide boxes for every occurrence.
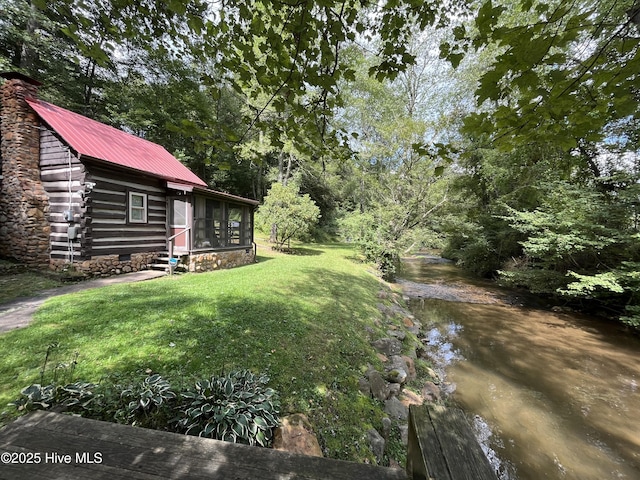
[0,271,166,334]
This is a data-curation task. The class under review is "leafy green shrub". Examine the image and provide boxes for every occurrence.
[11,361,280,447]
[10,382,96,412]
[456,236,500,278]
[175,370,280,447]
[115,374,177,428]
[620,306,640,329]
[337,210,399,280]
[256,182,321,250]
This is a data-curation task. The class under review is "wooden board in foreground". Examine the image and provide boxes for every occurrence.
[0,411,407,480]
[407,404,498,480]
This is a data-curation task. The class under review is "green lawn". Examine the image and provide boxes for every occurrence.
[0,271,65,304]
[0,243,400,463]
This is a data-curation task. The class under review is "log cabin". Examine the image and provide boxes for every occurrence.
[0,72,259,276]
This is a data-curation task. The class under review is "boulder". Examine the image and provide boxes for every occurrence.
[372,337,403,357]
[384,397,409,420]
[387,355,412,384]
[422,381,442,402]
[381,417,392,439]
[358,377,371,396]
[388,383,401,397]
[399,389,424,407]
[387,328,406,341]
[387,368,407,384]
[398,424,409,446]
[401,355,417,381]
[388,355,408,371]
[376,352,389,363]
[273,414,323,457]
[367,428,386,464]
[368,370,390,401]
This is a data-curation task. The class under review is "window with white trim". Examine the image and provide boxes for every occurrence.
[129,192,148,223]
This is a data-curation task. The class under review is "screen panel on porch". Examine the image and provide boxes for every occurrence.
[194,197,222,248]
[228,206,242,245]
[227,205,253,246]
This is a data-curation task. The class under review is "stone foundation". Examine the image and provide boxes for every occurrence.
[47,248,255,277]
[188,248,255,272]
[50,252,158,277]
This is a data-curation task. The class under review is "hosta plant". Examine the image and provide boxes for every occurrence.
[116,374,177,427]
[10,382,96,412]
[176,370,280,447]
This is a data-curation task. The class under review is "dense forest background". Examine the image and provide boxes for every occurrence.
[2,0,639,330]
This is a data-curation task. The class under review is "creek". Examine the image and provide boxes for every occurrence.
[399,255,640,480]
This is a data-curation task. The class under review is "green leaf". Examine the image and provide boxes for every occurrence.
[255,429,267,447]
[168,0,187,15]
[203,422,216,437]
[476,0,505,33]
[253,416,268,429]
[449,53,464,69]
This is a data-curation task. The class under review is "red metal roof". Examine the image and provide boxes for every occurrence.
[26,98,207,187]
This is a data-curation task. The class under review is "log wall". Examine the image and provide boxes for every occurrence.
[38,129,168,275]
[83,163,167,258]
[39,128,86,261]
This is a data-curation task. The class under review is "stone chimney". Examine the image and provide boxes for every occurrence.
[0,72,50,267]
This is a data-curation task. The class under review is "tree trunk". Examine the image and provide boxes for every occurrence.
[19,1,39,72]
[277,151,295,187]
[277,151,285,184]
[284,154,293,186]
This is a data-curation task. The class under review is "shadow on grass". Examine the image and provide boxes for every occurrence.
[0,263,386,461]
[286,247,324,256]
[1,263,382,388]
[269,247,324,256]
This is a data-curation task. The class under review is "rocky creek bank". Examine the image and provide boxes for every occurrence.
[274,288,453,467]
[358,289,454,466]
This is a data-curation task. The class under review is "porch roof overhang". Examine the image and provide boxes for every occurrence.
[167,181,194,192]
[167,182,260,207]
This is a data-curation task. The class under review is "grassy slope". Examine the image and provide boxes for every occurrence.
[0,243,395,462]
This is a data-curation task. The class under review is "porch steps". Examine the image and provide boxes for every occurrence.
[149,252,187,273]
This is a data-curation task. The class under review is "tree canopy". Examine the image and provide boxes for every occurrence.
[449,0,640,152]
[3,0,640,329]
[35,0,465,151]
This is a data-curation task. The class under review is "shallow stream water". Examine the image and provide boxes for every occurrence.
[400,255,640,480]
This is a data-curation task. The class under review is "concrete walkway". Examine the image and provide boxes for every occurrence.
[0,270,166,334]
